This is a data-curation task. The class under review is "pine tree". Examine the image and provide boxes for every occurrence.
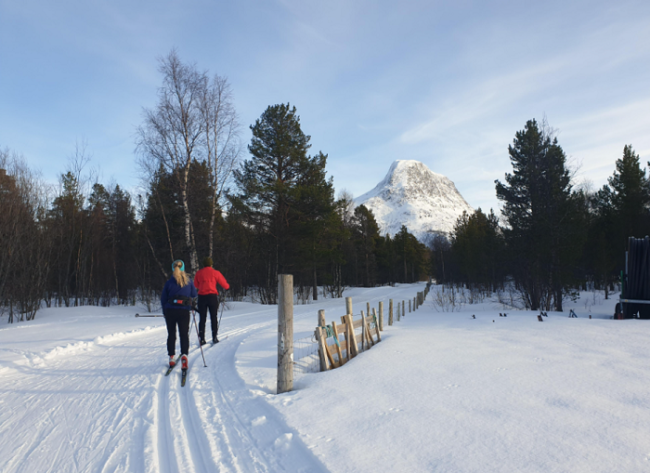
[231,103,332,302]
[350,205,380,286]
[48,171,87,306]
[293,151,336,299]
[451,208,505,290]
[495,119,582,311]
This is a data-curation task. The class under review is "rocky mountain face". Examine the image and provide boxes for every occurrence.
[354,160,473,242]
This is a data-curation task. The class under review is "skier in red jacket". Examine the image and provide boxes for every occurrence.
[193,257,230,344]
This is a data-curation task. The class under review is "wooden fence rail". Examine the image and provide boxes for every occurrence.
[314,288,429,372]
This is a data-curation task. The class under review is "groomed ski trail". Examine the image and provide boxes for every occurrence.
[0,307,328,473]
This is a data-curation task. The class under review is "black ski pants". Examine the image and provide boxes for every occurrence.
[164,308,191,356]
[198,294,220,342]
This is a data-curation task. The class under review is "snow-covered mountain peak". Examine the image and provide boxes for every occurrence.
[354,160,473,241]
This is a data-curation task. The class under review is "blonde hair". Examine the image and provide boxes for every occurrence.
[172,261,189,287]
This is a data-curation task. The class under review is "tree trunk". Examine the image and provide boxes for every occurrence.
[180,167,198,274]
[555,287,563,312]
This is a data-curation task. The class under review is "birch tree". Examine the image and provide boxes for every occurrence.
[137,50,239,273]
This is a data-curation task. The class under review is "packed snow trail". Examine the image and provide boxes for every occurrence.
[4,285,650,472]
[0,304,328,473]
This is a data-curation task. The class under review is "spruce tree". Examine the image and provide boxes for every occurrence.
[590,145,650,294]
[608,145,650,242]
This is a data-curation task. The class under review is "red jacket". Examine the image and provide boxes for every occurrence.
[194,267,230,295]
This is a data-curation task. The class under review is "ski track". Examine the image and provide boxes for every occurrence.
[0,308,327,473]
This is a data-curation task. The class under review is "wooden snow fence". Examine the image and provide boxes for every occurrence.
[315,305,381,372]
[313,288,430,372]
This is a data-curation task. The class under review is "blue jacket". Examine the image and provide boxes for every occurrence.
[161,276,198,311]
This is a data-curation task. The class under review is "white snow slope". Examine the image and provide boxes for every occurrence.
[355,160,474,240]
[2,286,650,473]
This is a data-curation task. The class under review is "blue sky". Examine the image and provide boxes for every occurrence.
[1,0,649,212]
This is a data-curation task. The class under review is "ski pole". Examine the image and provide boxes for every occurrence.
[191,308,207,368]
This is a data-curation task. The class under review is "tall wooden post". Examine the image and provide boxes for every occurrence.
[366,302,370,320]
[316,309,328,371]
[378,301,384,331]
[413,296,416,310]
[409,300,411,313]
[345,296,356,355]
[402,300,405,317]
[315,329,329,371]
[397,303,401,321]
[278,274,293,394]
[361,310,366,352]
[344,313,359,357]
[389,299,394,325]
[372,308,381,341]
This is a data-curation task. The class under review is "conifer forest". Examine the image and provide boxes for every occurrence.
[1,52,647,320]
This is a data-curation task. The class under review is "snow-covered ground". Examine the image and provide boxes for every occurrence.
[1,284,649,473]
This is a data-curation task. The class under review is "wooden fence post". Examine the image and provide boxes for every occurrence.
[366,302,370,321]
[397,303,401,321]
[344,313,359,357]
[315,326,329,371]
[409,300,411,313]
[278,274,293,394]
[378,301,384,331]
[372,308,381,341]
[346,297,353,316]
[316,309,328,371]
[402,300,405,318]
[389,299,393,325]
[361,310,366,352]
[331,319,345,364]
[361,310,374,348]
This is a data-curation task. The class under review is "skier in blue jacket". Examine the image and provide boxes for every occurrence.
[161,259,198,369]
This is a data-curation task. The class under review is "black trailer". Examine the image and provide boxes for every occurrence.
[618,236,650,319]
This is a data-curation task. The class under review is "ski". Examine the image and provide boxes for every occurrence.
[165,356,182,376]
[207,335,228,348]
[181,368,188,387]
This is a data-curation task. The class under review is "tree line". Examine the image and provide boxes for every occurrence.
[1,52,645,320]
[0,52,428,321]
[432,119,649,311]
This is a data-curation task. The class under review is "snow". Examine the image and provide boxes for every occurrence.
[355,160,474,239]
[2,286,650,472]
